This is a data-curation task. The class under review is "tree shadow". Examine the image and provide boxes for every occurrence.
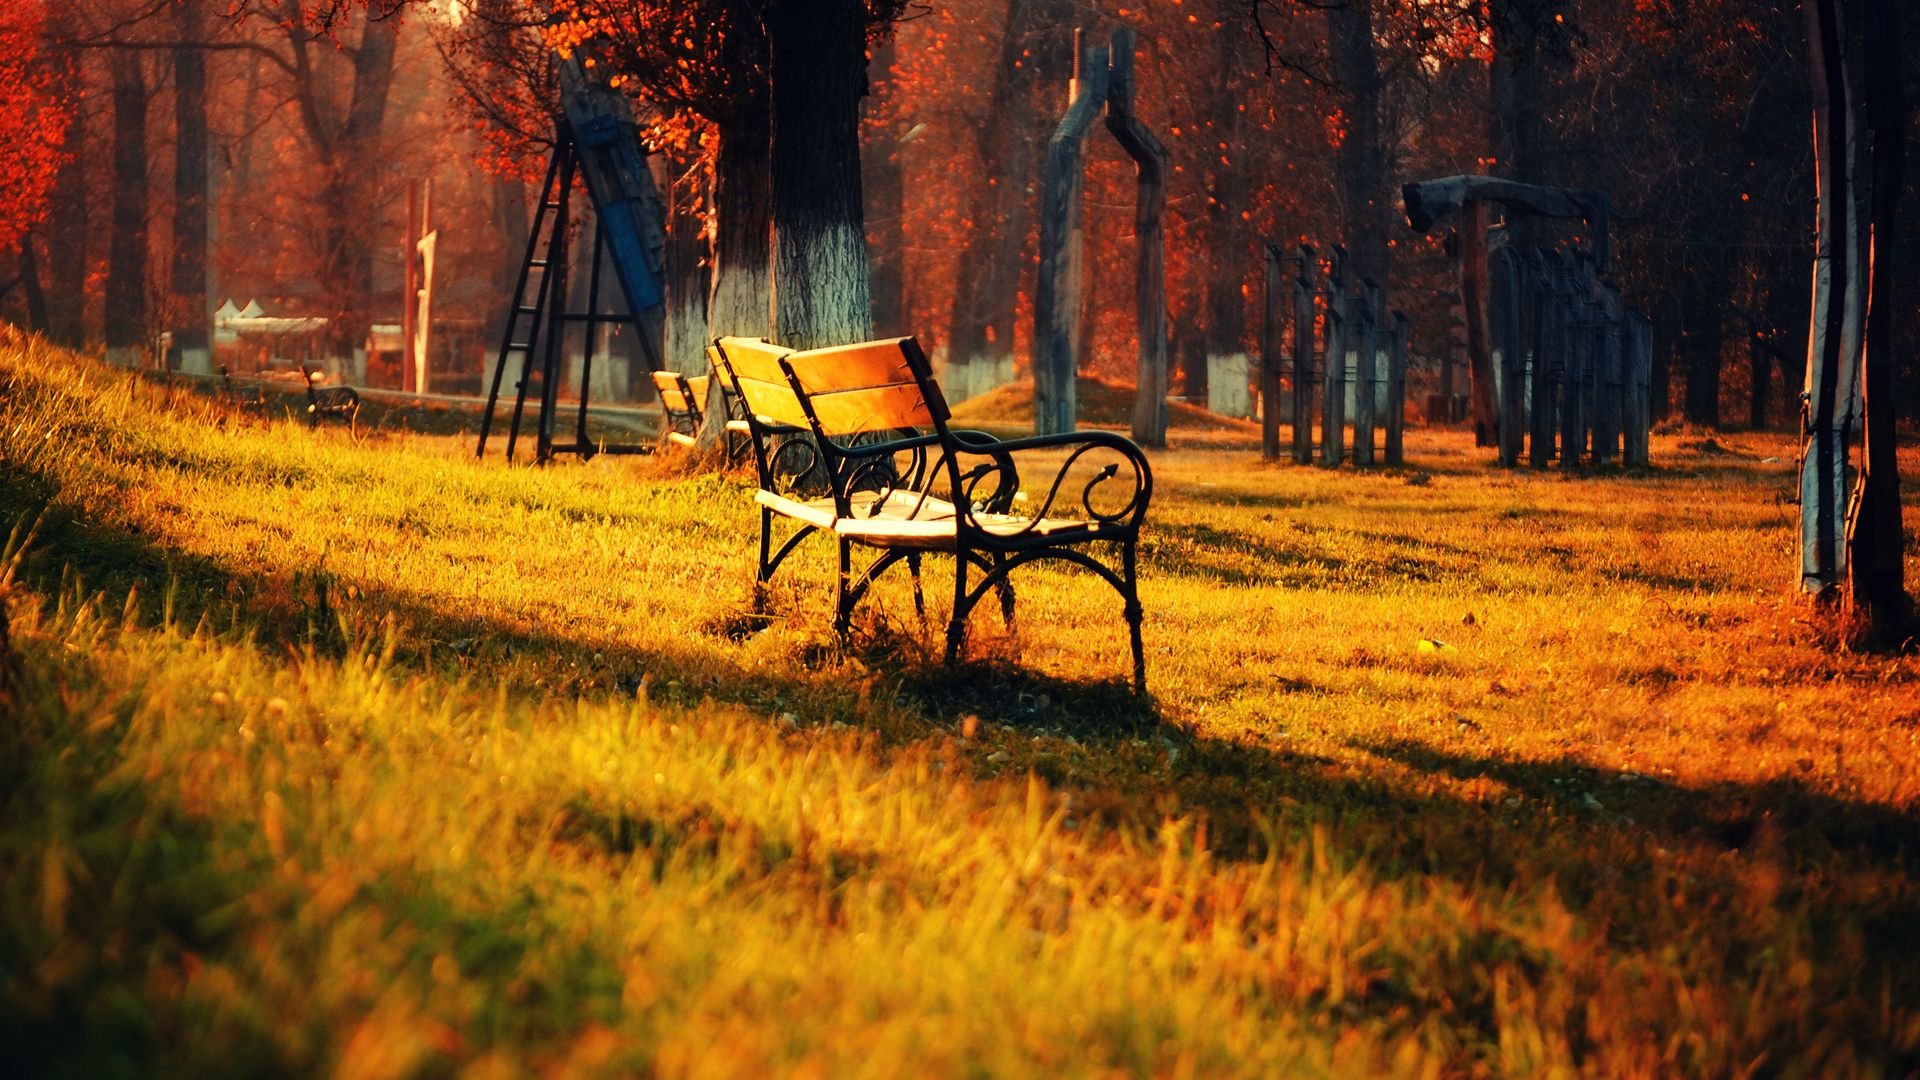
[12,457,1920,992]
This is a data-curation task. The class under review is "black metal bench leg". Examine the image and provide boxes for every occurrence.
[754,507,774,611]
[991,552,1017,630]
[834,538,854,639]
[1123,541,1146,695]
[908,552,925,621]
[945,547,971,666]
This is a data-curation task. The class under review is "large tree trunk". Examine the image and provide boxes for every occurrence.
[693,0,774,453]
[1679,264,1731,426]
[1800,0,1856,595]
[1198,23,1252,406]
[659,155,710,377]
[766,0,873,350]
[704,118,773,340]
[171,3,212,376]
[944,0,1046,400]
[17,238,48,333]
[340,17,400,360]
[43,10,87,350]
[1489,7,1546,188]
[104,58,150,367]
[1843,0,1908,633]
[1328,0,1389,285]
[863,36,906,337]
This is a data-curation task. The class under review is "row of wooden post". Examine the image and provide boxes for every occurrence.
[1488,246,1652,469]
[1260,243,1409,467]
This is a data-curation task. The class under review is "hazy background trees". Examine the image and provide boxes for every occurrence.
[1,0,1913,428]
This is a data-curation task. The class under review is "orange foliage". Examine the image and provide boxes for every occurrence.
[0,0,70,253]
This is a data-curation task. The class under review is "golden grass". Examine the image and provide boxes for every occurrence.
[2,325,1917,1077]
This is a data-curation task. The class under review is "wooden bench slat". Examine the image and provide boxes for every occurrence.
[733,375,812,429]
[782,338,918,394]
[755,488,959,532]
[717,337,796,384]
[800,383,933,435]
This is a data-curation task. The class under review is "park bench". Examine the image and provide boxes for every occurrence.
[218,366,267,412]
[650,368,749,461]
[711,335,1153,692]
[651,369,711,448]
[299,363,360,435]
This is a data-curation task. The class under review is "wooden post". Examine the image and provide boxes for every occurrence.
[1595,283,1622,466]
[1106,27,1170,449]
[1385,309,1408,465]
[1496,248,1526,467]
[1566,295,1592,468]
[1321,253,1347,467]
[414,181,436,396]
[1353,278,1379,466]
[1527,250,1552,468]
[1033,30,1108,436]
[1624,313,1652,467]
[1260,244,1286,459]
[1552,253,1576,464]
[1458,200,1498,446]
[403,179,419,392]
[1291,244,1316,465]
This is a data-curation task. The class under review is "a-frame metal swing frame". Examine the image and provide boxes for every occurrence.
[476,124,663,463]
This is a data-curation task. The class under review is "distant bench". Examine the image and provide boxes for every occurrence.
[300,364,360,435]
[651,368,748,462]
[711,335,1153,692]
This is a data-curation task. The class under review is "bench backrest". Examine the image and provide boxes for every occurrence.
[779,337,948,438]
[713,338,807,429]
[650,370,708,417]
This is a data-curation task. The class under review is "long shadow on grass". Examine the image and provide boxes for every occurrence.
[14,461,1920,987]
[1356,736,1920,869]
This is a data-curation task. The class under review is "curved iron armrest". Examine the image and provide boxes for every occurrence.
[824,429,1023,519]
[744,418,821,496]
[948,430,1152,537]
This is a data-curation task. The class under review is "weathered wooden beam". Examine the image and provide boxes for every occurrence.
[1353,278,1379,466]
[1320,303,1351,466]
[1624,313,1652,467]
[1106,26,1170,449]
[1403,175,1614,273]
[1595,283,1623,467]
[1458,201,1498,446]
[1261,244,1286,459]
[1385,309,1408,465]
[1033,31,1108,436]
[1495,247,1525,468]
[1527,250,1553,469]
[1291,245,1316,465]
